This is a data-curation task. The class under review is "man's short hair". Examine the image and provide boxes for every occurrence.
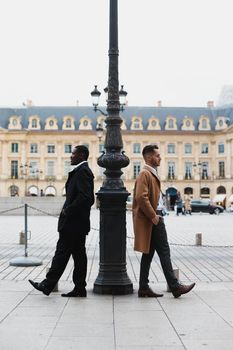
[74,145,89,160]
[142,144,158,157]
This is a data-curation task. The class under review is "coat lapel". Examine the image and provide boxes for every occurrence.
[143,164,161,184]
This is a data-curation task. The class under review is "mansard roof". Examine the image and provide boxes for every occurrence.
[0,105,233,130]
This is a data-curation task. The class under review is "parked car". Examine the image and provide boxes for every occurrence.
[191,199,224,214]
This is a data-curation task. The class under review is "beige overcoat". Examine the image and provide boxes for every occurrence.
[132,166,160,254]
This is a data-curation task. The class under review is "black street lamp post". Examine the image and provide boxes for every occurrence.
[193,161,202,198]
[91,0,133,295]
[20,163,32,196]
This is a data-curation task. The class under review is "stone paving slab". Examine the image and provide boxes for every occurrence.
[1,210,233,349]
[0,281,233,349]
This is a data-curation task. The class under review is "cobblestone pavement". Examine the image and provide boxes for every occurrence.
[0,210,233,284]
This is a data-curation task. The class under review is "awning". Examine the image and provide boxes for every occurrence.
[228,194,233,203]
[213,194,226,203]
[28,186,38,195]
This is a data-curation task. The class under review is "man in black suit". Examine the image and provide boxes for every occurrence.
[29,145,94,297]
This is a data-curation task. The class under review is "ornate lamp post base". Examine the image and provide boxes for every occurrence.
[93,190,133,295]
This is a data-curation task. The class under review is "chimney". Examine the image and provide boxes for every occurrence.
[207,100,214,108]
[157,100,162,107]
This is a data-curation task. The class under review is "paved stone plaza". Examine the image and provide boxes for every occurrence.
[1,210,233,349]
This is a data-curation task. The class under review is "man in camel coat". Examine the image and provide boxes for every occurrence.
[133,144,195,298]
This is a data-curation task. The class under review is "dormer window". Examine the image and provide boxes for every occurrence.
[198,116,210,130]
[62,116,75,130]
[130,116,143,130]
[165,116,177,130]
[181,117,195,131]
[147,117,161,130]
[168,119,174,128]
[28,115,41,130]
[215,116,229,130]
[79,116,92,130]
[45,117,58,130]
[66,119,71,128]
[134,119,140,128]
[120,118,127,130]
[8,116,22,130]
[201,119,207,129]
[32,119,37,128]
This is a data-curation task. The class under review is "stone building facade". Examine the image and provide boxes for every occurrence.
[0,104,233,208]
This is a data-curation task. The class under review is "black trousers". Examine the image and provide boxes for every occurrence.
[43,232,87,291]
[139,218,179,290]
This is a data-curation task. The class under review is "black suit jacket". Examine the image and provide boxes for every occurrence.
[58,162,94,235]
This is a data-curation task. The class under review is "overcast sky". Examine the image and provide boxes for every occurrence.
[0,0,233,108]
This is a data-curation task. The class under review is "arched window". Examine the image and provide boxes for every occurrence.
[28,186,39,196]
[9,185,19,197]
[45,186,56,196]
[201,187,210,195]
[186,120,190,127]
[217,186,226,194]
[49,120,54,127]
[184,187,193,195]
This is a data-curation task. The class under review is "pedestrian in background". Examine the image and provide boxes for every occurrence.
[29,145,94,297]
[133,144,195,298]
[175,192,184,216]
[184,194,192,215]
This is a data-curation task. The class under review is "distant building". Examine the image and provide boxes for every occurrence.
[0,104,233,208]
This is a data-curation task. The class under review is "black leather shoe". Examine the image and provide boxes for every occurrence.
[172,282,195,298]
[61,288,87,297]
[138,287,163,298]
[28,280,51,296]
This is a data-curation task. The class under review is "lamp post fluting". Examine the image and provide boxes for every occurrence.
[92,0,133,295]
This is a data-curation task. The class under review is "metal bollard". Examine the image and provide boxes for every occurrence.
[19,231,25,245]
[195,233,202,246]
[46,267,59,292]
[167,268,179,292]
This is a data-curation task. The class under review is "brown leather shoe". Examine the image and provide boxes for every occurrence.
[172,282,195,298]
[138,287,163,298]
